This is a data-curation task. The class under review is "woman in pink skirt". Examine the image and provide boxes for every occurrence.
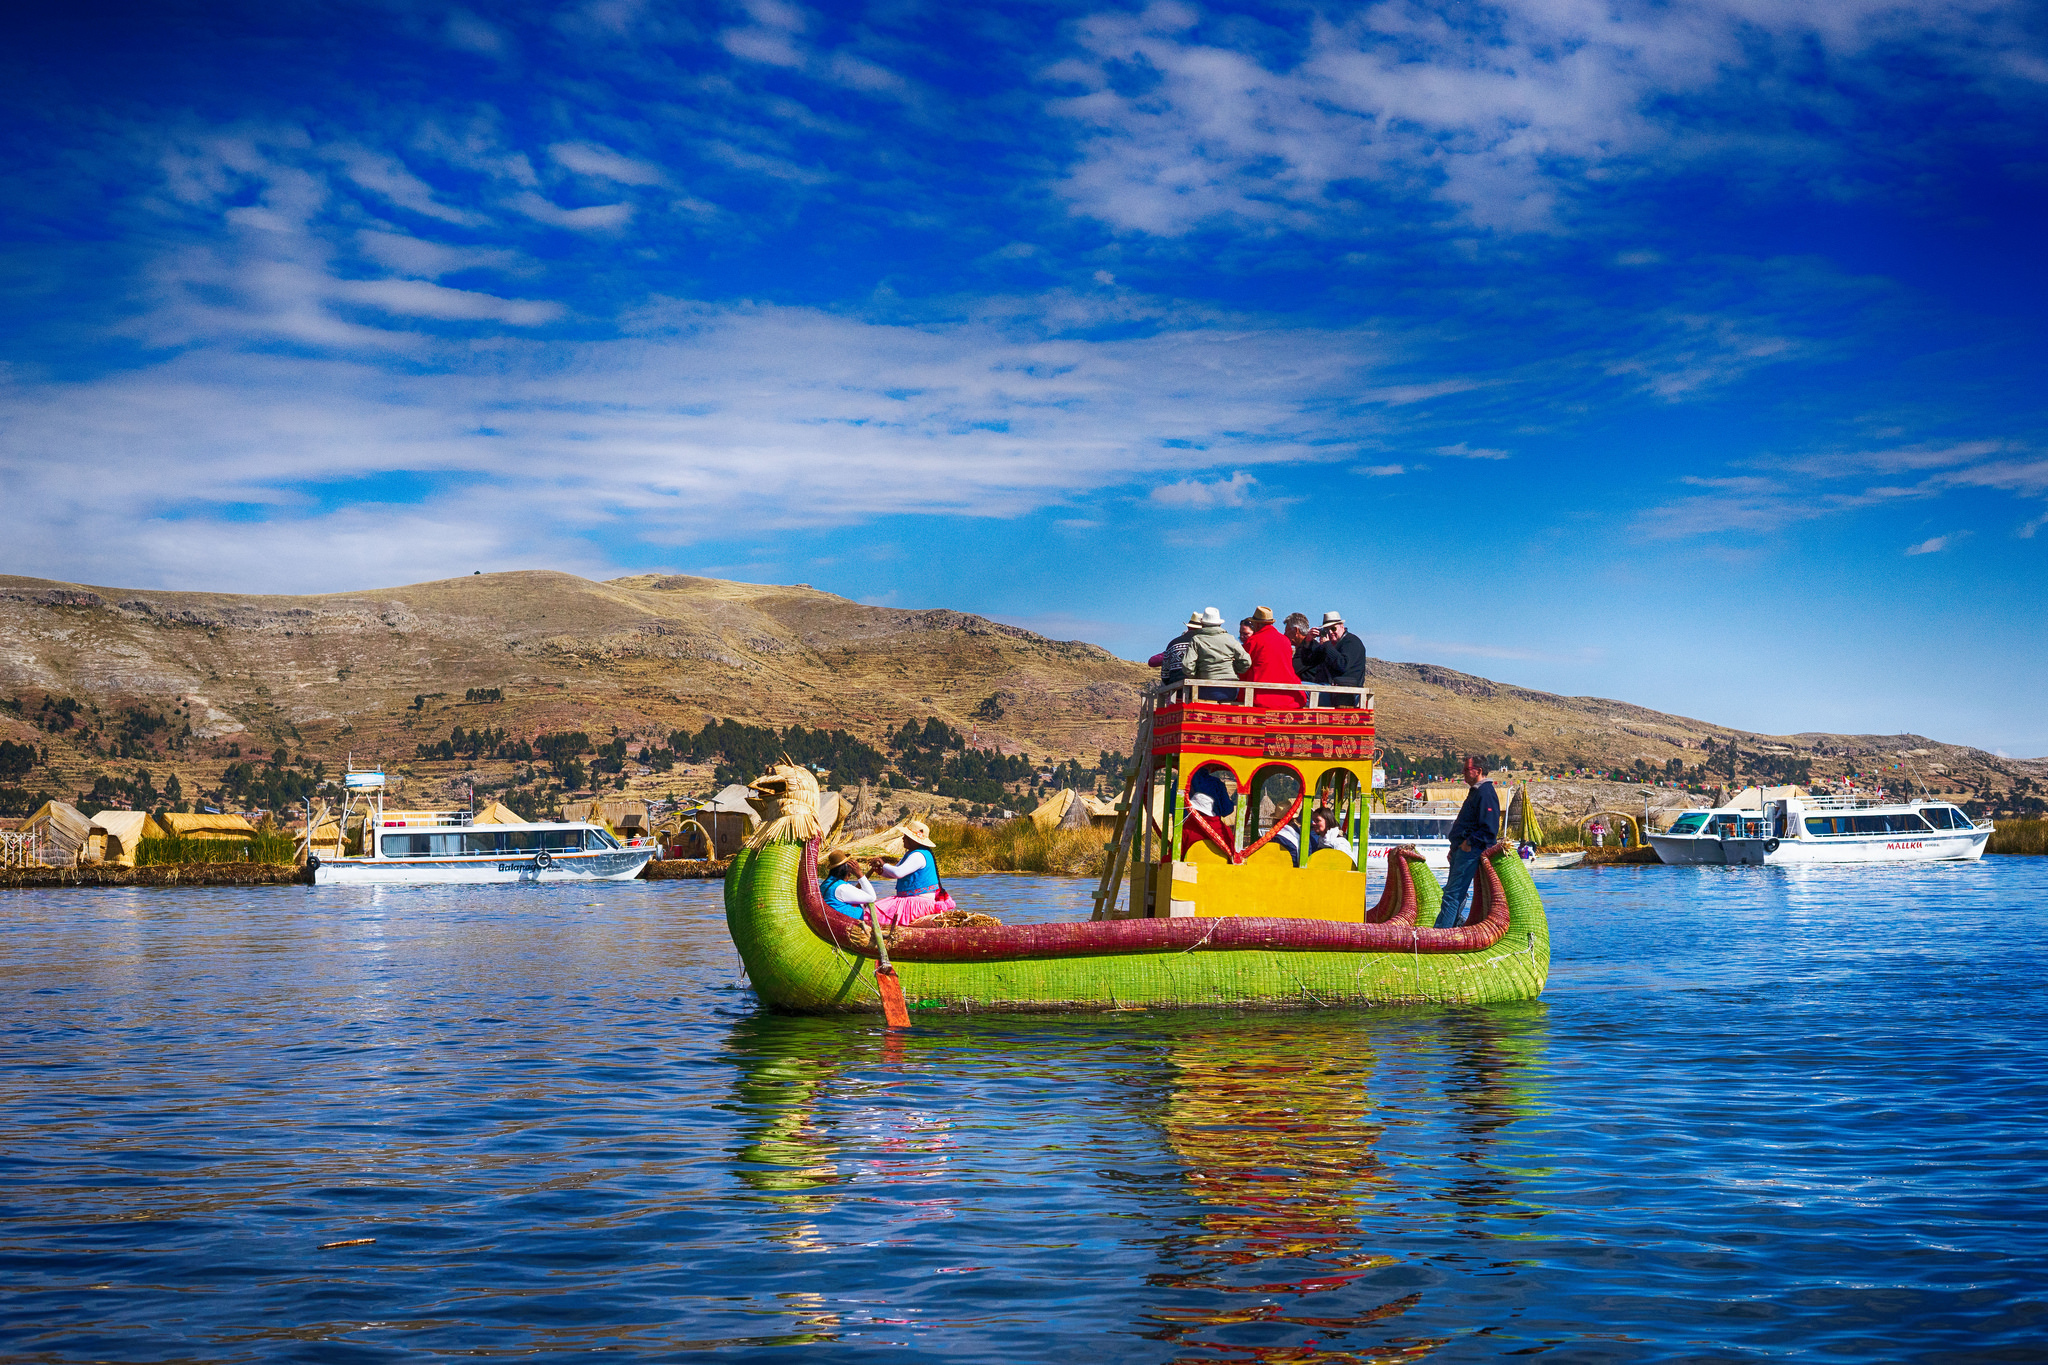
[870,819,956,926]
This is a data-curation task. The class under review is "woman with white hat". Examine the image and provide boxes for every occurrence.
[871,819,957,926]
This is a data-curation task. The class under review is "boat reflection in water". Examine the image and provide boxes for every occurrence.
[1128,1009,1550,1362]
[722,1008,1549,1360]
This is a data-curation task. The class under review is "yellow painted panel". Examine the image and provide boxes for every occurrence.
[1179,859,1370,922]
[1243,841,1293,867]
[1305,847,1356,871]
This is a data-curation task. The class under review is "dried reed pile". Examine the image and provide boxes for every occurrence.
[931,818,1109,877]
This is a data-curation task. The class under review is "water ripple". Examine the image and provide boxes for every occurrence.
[1,863,2044,1360]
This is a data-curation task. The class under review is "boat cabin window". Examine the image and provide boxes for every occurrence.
[1705,814,1741,835]
[381,828,595,856]
[1367,817,1455,841]
[1667,813,1709,834]
[1924,806,1968,829]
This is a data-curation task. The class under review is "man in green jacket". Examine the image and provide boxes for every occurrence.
[1185,607,1252,702]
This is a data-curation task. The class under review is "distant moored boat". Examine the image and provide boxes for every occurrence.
[1648,786,1990,866]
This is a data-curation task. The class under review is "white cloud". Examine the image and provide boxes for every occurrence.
[723,23,805,68]
[1906,532,1972,555]
[1356,463,1405,477]
[332,277,562,325]
[1433,443,1510,460]
[549,142,665,186]
[1049,2,2042,236]
[510,192,634,230]
[1150,471,1259,508]
[444,10,511,58]
[0,306,1407,590]
[328,145,483,225]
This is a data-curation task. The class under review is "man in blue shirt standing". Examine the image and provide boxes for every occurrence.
[1435,757,1501,928]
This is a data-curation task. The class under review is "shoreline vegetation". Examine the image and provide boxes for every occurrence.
[1988,819,2046,855]
[8,818,2039,890]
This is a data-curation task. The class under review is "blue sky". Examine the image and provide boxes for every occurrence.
[3,1,2045,754]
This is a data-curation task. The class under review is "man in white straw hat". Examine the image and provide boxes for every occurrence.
[1184,607,1251,702]
[1300,609,1367,707]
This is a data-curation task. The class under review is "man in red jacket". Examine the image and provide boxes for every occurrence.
[1237,606,1304,709]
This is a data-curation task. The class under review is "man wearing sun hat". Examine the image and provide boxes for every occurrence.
[1303,609,1366,707]
[1147,610,1204,690]
[1185,606,1251,702]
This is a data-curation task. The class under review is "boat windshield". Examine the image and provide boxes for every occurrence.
[1667,813,1709,834]
[1367,817,1454,840]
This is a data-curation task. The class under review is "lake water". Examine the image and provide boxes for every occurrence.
[3,860,2044,1361]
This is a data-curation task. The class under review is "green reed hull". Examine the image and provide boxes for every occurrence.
[724,843,1550,1014]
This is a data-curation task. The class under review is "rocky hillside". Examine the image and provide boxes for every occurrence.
[0,570,2039,819]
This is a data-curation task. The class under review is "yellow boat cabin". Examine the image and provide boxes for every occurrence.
[1093,679,1377,922]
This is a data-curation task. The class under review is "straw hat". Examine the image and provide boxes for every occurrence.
[902,818,937,850]
[1250,605,1274,624]
[1198,607,1225,627]
[1185,609,1205,627]
[822,848,856,875]
[1321,610,1344,626]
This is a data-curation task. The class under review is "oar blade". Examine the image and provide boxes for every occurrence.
[875,964,911,1029]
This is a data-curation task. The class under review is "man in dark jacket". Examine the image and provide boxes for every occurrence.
[1435,757,1501,928]
[1148,611,1203,690]
[1285,612,1323,682]
[1302,610,1367,707]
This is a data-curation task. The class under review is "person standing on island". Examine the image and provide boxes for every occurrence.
[1435,757,1501,928]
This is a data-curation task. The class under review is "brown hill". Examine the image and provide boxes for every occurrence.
[0,570,2037,817]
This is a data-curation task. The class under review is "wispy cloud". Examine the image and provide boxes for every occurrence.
[1906,532,1971,555]
[1150,471,1259,509]
[549,142,665,186]
[1048,2,2045,236]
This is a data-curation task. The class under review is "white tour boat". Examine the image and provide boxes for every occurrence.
[1362,812,1454,877]
[1647,787,1990,866]
[310,769,657,885]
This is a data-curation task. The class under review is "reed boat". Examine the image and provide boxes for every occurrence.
[725,682,1550,1014]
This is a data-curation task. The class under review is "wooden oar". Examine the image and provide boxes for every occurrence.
[866,902,911,1028]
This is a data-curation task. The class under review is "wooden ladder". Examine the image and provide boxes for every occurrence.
[1090,690,1158,921]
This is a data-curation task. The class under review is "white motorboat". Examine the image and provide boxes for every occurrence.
[1527,850,1586,871]
[1647,787,1990,867]
[1363,812,1454,876]
[310,769,656,885]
